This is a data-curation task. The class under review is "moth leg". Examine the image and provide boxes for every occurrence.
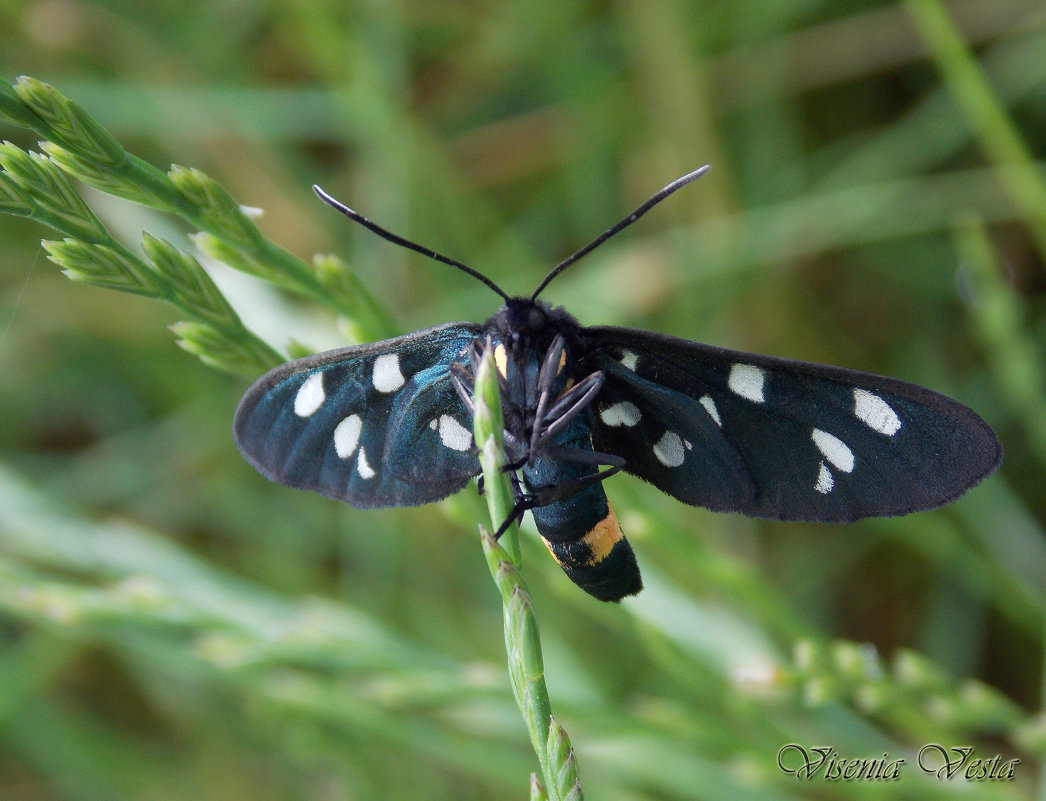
[448,363,476,414]
[501,454,529,472]
[477,470,524,497]
[528,335,567,465]
[543,370,603,422]
[491,449,623,538]
[522,461,624,506]
[549,445,626,471]
[506,444,623,489]
[492,471,535,538]
[493,501,530,539]
[539,371,604,443]
[540,464,623,493]
[492,476,609,539]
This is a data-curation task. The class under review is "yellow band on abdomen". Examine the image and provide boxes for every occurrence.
[582,506,623,566]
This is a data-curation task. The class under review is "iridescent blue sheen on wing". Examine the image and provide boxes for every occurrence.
[234,323,482,507]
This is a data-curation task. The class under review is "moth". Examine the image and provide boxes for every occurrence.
[234,167,1001,601]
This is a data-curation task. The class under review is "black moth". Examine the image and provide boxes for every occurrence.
[234,167,1001,602]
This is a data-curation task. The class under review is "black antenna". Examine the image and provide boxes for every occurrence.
[313,185,510,301]
[529,165,711,300]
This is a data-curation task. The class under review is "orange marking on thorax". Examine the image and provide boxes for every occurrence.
[493,343,508,378]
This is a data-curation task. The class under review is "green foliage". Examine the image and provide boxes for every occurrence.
[0,90,282,375]
[0,1,1043,799]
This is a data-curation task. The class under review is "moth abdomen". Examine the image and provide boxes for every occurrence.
[539,505,642,602]
[525,442,642,602]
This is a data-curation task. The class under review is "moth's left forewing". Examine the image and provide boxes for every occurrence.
[234,322,482,508]
[584,326,1001,522]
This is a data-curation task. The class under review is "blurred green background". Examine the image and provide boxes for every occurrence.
[1,0,1044,799]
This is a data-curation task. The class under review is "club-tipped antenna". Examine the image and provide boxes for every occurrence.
[529,165,711,300]
[313,185,510,301]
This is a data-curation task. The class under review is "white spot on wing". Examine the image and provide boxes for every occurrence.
[814,461,834,494]
[356,447,376,479]
[728,364,765,403]
[438,415,472,451]
[699,394,722,427]
[811,428,854,473]
[653,431,686,467]
[372,353,405,393]
[599,401,642,427]
[333,414,362,459]
[619,350,639,371]
[294,372,325,417]
[854,389,901,436]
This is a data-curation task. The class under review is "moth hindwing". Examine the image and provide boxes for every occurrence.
[235,170,1001,602]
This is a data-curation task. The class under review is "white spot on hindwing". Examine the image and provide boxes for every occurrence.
[356,447,376,479]
[619,350,639,371]
[699,395,722,427]
[438,415,472,451]
[653,431,688,467]
[728,364,765,403]
[372,354,405,393]
[599,401,642,427]
[814,461,834,494]
[811,428,854,473]
[333,414,363,459]
[294,372,326,417]
[853,389,901,436]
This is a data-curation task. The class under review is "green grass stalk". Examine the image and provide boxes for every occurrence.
[472,346,583,801]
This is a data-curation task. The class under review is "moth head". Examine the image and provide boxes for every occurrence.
[496,298,548,343]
